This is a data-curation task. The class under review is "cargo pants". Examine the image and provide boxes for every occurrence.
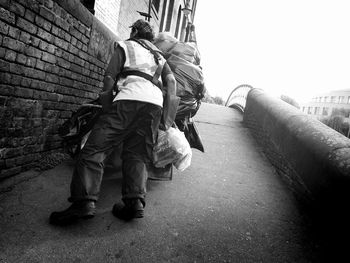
[68,100,162,205]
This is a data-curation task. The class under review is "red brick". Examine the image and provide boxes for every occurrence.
[70,63,82,74]
[51,64,59,74]
[11,73,22,85]
[33,89,58,102]
[58,28,66,39]
[37,28,53,42]
[0,84,14,96]
[31,79,54,92]
[17,0,40,13]
[26,57,36,68]
[4,49,16,61]
[51,25,59,36]
[0,47,6,58]
[55,17,70,31]
[69,27,82,41]
[60,8,68,20]
[1,73,11,83]
[60,77,73,86]
[71,36,77,45]
[24,9,35,22]
[21,77,32,87]
[19,31,31,44]
[53,37,69,50]
[76,40,82,49]
[17,17,37,34]
[35,59,45,70]
[54,48,62,57]
[39,40,56,54]
[68,44,79,54]
[74,56,84,67]
[78,50,88,60]
[39,6,55,22]
[0,7,15,24]
[16,53,27,65]
[31,36,41,47]
[2,37,25,52]
[45,73,59,83]
[9,2,25,17]
[42,52,56,63]
[57,58,70,69]
[14,86,33,98]
[24,68,45,80]
[25,46,42,59]
[81,35,89,44]
[0,20,9,34]
[8,25,20,39]
[35,15,52,32]
[64,32,71,42]
[44,0,54,9]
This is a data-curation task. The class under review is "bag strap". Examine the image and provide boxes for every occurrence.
[119,70,162,90]
[129,38,165,86]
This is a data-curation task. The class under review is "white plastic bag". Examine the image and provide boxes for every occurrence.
[153,127,192,171]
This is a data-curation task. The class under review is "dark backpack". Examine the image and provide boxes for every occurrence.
[58,100,102,157]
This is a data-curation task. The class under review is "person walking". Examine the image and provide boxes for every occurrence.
[50,19,177,225]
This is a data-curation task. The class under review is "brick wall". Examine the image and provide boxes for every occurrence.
[0,0,120,179]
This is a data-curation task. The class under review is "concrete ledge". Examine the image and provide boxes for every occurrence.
[244,89,350,206]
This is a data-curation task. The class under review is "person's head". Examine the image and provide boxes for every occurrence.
[129,19,155,41]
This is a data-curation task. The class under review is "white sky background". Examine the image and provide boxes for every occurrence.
[194,0,350,104]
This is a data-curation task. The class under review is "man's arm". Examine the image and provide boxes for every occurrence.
[161,64,179,130]
[99,45,125,110]
[102,45,125,92]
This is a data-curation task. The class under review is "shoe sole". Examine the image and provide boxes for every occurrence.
[134,210,144,218]
[112,204,144,220]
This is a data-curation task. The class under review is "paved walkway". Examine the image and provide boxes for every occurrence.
[0,103,321,262]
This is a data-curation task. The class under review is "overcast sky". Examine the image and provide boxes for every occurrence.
[195,0,350,103]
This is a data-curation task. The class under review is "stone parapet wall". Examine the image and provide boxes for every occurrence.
[0,0,119,179]
[244,89,350,208]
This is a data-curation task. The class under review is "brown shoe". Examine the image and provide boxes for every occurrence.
[112,198,144,221]
[49,201,96,225]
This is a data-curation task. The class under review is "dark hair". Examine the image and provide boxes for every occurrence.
[132,27,155,41]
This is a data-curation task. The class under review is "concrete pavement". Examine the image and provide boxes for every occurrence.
[0,103,321,262]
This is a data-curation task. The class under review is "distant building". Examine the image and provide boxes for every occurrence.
[87,0,198,41]
[300,89,350,122]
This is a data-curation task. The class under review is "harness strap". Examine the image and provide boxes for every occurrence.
[129,38,165,87]
[119,70,162,90]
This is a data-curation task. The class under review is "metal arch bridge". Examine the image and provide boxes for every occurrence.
[225,84,254,112]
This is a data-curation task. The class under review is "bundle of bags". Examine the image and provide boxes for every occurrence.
[153,32,201,65]
[154,32,205,119]
[153,127,192,172]
[151,32,206,173]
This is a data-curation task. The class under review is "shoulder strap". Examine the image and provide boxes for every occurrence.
[119,70,162,90]
[129,38,165,84]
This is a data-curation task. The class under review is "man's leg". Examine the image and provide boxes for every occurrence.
[113,103,162,220]
[50,106,127,225]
